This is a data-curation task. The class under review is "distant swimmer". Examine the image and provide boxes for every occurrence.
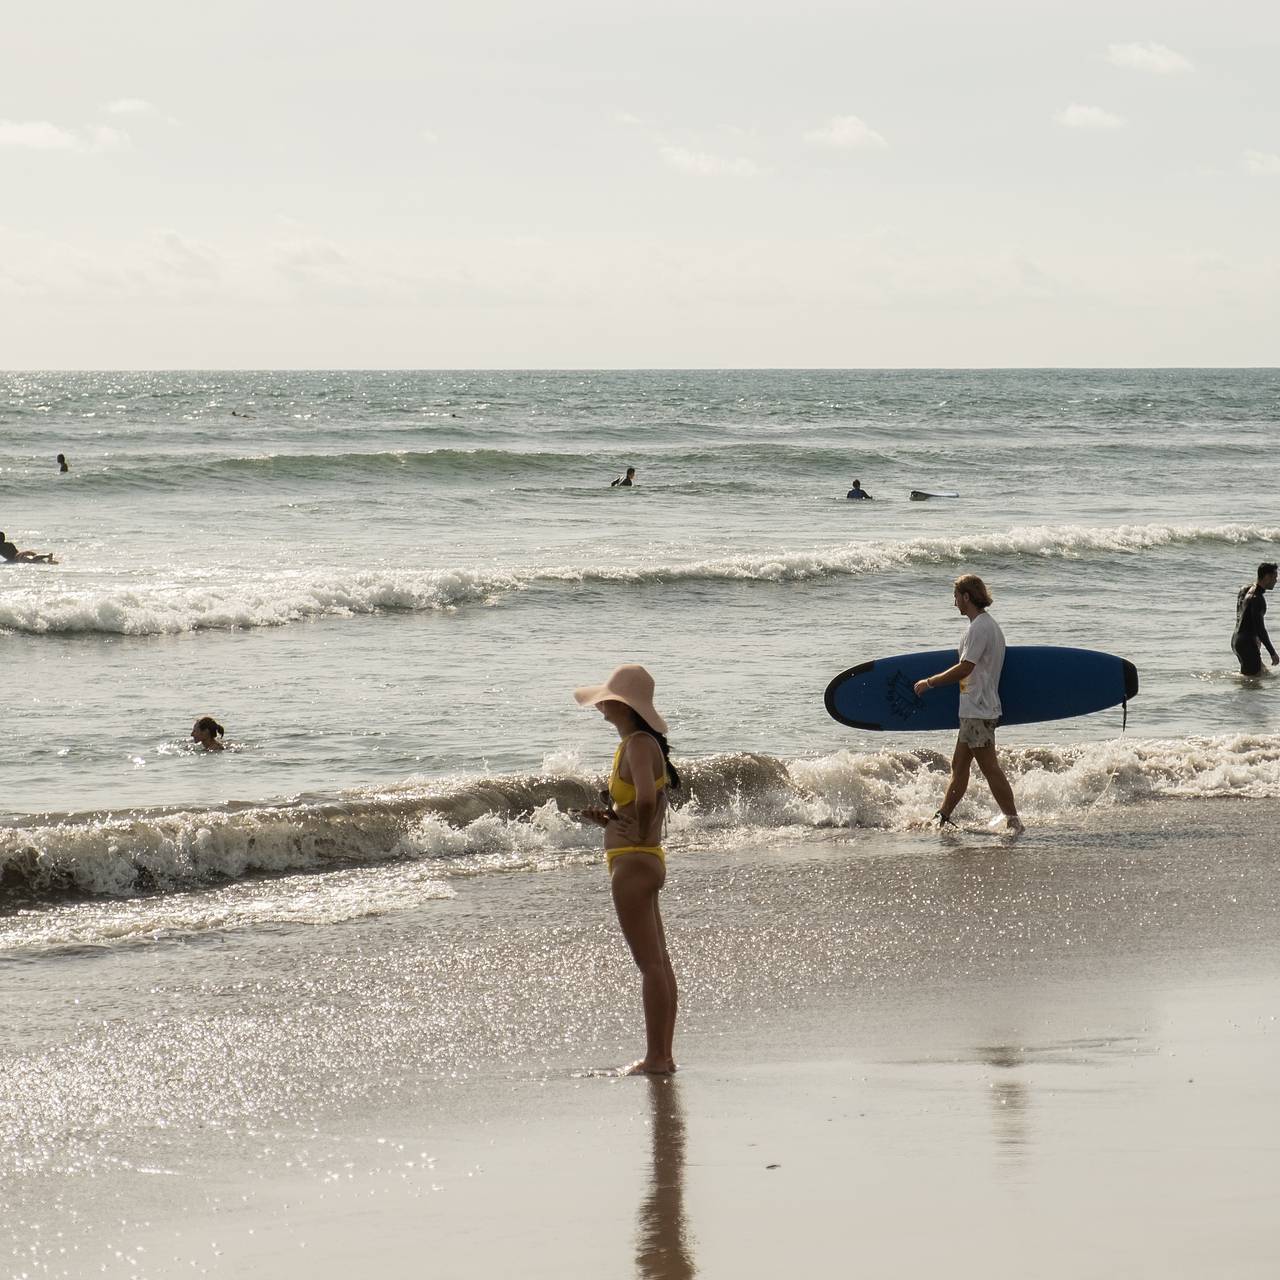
[230,410,253,418]
[913,574,1023,833]
[56,453,69,473]
[0,531,57,564]
[1232,562,1279,676]
[611,466,637,488]
[846,479,873,501]
[191,716,227,752]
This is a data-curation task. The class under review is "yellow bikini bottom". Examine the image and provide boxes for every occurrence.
[606,845,666,872]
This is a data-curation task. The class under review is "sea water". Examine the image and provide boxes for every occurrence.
[1,368,1278,936]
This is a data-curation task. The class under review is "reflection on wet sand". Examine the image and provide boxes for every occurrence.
[635,1076,696,1279]
[977,1043,1031,1158]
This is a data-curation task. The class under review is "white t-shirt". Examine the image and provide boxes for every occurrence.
[958,610,1006,720]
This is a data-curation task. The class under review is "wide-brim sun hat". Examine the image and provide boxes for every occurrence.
[573,663,668,734]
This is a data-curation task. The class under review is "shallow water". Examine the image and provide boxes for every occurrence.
[3,369,1278,912]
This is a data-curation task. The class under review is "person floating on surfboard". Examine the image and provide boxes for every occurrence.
[846,479,873,500]
[0,531,57,564]
[913,574,1024,833]
[611,466,637,488]
[1232,562,1279,677]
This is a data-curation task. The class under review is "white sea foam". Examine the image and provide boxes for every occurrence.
[2,522,1275,636]
[3,736,1278,914]
[0,566,523,636]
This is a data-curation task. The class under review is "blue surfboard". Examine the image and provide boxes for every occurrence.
[824,645,1138,731]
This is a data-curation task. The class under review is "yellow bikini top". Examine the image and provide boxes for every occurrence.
[608,733,669,807]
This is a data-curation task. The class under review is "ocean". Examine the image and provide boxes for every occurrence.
[4,368,1280,1275]
[2,367,1278,936]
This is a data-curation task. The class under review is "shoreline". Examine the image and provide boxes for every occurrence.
[4,798,1279,1277]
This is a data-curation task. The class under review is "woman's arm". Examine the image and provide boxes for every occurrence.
[624,734,661,831]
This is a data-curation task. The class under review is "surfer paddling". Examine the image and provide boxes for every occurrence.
[573,664,679,1074]
[914,574,1024,833]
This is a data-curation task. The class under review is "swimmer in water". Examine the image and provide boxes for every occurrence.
[846,479,873,500]
[1232,562,1279,676]
[611,466,637,488]
[0,532,57,564]
[191,716,227,751]
[57,453,69,473]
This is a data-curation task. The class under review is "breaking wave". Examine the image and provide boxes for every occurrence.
[4,734,1278,904]
[4,522,1277,637]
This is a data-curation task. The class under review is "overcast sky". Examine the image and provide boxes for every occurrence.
[1,0,1277,367]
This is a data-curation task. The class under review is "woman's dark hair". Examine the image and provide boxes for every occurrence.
[633,712,681,792]
[194,716,224,738]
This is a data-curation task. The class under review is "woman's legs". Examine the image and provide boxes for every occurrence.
[610,855,676,1072]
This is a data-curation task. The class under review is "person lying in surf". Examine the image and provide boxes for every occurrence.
[0,532,57,564]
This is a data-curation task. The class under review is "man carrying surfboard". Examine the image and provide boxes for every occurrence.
[913,575,1024,833]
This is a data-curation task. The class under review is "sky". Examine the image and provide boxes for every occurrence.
[1,0,1277,368]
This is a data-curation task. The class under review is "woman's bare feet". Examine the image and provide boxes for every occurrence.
[624,1058,677,1076]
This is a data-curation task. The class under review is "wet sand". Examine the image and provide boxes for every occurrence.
[5,800,1280,1278]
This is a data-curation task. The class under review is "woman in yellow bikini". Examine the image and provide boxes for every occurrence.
[574,664,680,1074]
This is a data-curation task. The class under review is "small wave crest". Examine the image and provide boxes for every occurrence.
[5,522,1276,637]
[4,735,1278,904]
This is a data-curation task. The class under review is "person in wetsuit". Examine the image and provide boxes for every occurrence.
[846,479,873,500]
[611,466,636,488]
[1233,562,1279,676]
[0,532,56,564]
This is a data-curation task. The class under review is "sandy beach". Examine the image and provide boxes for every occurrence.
[4,797,1278,1278]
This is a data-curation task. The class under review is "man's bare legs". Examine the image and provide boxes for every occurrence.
[610,854,677,1073]
[939,742,1022,830]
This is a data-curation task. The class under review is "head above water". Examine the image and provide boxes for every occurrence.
[851,479,862,488]
[191,716,225,744]
[626,467,636,478]
[953,573,994,612]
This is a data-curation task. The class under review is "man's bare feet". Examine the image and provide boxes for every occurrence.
[623,1058,677,1076]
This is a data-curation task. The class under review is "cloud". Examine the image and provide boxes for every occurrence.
[0,119,131,152]
[273,236,350,276]
[104,98,156,115]
[1054,104,1125,130]
[658,145,761,177]
[0,120,81,149]
[1106,42,1193,74]
[803,115,888,150]
[153,229,222,281]
[1244,150,1280,175]
[89,125,131,150]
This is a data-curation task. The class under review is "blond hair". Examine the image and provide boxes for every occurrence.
[953,574,993,608]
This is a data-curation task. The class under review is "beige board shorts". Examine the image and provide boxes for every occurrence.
[958,717,998,750]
